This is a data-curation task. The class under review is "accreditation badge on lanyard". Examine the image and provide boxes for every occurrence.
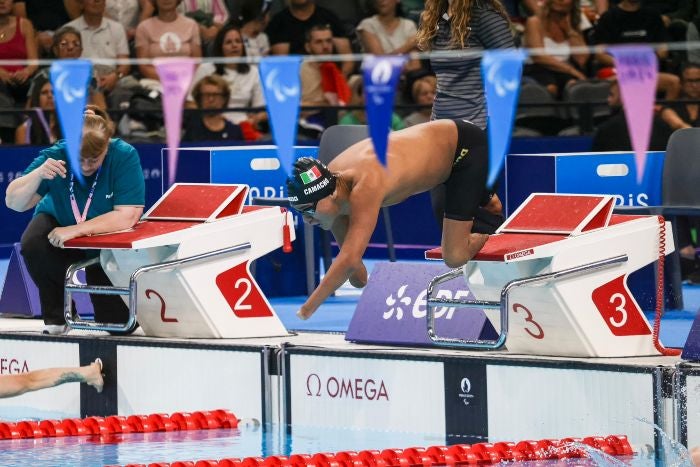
[69,168,101,224]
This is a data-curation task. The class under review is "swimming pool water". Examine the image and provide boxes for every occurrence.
[0,423,678,467]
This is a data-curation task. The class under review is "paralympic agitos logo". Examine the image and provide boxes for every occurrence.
[305,373,389,401]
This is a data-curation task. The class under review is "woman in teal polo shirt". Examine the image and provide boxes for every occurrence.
[5,106,145,335]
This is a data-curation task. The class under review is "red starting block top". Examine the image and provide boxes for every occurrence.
[65,220,199,249]
[500,193,614,235]
[424,214,651,262]
[144,183,249,222]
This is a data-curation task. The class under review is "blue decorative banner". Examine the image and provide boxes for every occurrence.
[482,49,525,187]
[362,55,406,167]
[49,59,92,185]
[259,56,302,174]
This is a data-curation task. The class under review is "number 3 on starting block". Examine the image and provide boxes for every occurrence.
[512,303,545,340]
[592,276,651,336]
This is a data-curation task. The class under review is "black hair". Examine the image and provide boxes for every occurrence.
[212,23,251,75]
[304,23,333,43]
[25,75,62,145]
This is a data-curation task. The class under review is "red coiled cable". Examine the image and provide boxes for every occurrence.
[655,216,681,356]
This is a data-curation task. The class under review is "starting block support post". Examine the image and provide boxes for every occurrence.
[64,240,252,333]
[427,254,629,350]
[62,184,292,339]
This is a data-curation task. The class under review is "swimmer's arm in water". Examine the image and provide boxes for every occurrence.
[298,189,381,320]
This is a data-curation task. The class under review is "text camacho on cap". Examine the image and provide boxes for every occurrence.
[287,157,337,208]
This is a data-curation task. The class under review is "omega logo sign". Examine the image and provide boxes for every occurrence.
[305,373,389,401]
[0,357,29,374]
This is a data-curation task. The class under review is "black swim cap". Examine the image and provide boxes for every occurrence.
[287,157,337,210]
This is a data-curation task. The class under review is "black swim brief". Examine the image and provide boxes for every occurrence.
[443,119,492,223]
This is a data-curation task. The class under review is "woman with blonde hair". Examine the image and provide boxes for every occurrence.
[416,0,512,231]
[522,0,590,97]
[5,105,145,335]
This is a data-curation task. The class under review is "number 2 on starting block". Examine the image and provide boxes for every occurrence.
[216,262,274,318]
[592,276,651,336]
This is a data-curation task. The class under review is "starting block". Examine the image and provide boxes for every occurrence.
[424,193,674,357]
[63,183,293,338]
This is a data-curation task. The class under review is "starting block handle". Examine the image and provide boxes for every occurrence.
[64,242,252,333]
[426,254,629,350]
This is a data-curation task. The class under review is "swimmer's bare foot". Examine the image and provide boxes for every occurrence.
[690,446,699,466]
[85,358,104,393]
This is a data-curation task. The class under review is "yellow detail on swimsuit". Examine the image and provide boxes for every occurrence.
[454,148,469,166]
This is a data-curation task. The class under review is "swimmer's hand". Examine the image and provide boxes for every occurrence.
[296,304,315,321]
[349,263,368,288]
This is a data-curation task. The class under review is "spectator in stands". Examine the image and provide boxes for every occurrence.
[299,24,350,138]
[357,0,421,71]
[105,0,154,41]
[187,23,265,140]
[339,75,405,130]
[267,0,354,77]
[234,0,271,57]
[593,0,680,99]
[13,0,80,56]
[416,0,512,224]
[65,0,131,80]
[184,75,243,142]
[28,26,107,110]
[15,76,61,145]
[591,76,672,151]
[94,64,140,121]
[0,358,103,398]
[523,0,590,98]
[177,0,229,47]
[657,62,700,282]
[661,62,700,130]
[404,75,436,127]
[5,106,144,335]
[135,0,201,83]
[0,0,38,106]
[641,0,693,41]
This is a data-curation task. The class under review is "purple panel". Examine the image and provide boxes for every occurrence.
[346,262,497,346]
[0,243,93,319]
[0,243,37,317]
[681,312,700,361]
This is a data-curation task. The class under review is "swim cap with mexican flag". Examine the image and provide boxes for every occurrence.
[287,157,337,209]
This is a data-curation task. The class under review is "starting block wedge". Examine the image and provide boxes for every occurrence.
[425,193,675,357]
[63,183,293,338]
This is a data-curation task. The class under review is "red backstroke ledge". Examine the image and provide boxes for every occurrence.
[105,434,635,467]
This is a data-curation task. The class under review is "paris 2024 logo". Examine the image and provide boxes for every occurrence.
[383,285,471,320]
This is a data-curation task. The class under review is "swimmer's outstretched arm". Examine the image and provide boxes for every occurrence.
[0,359,104,398]
[298,195,381,320]
[328,216,368,288]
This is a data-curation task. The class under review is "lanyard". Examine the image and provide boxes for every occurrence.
[69,168,101,224]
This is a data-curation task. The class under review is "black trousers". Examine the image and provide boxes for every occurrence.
[20,213,129,325]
